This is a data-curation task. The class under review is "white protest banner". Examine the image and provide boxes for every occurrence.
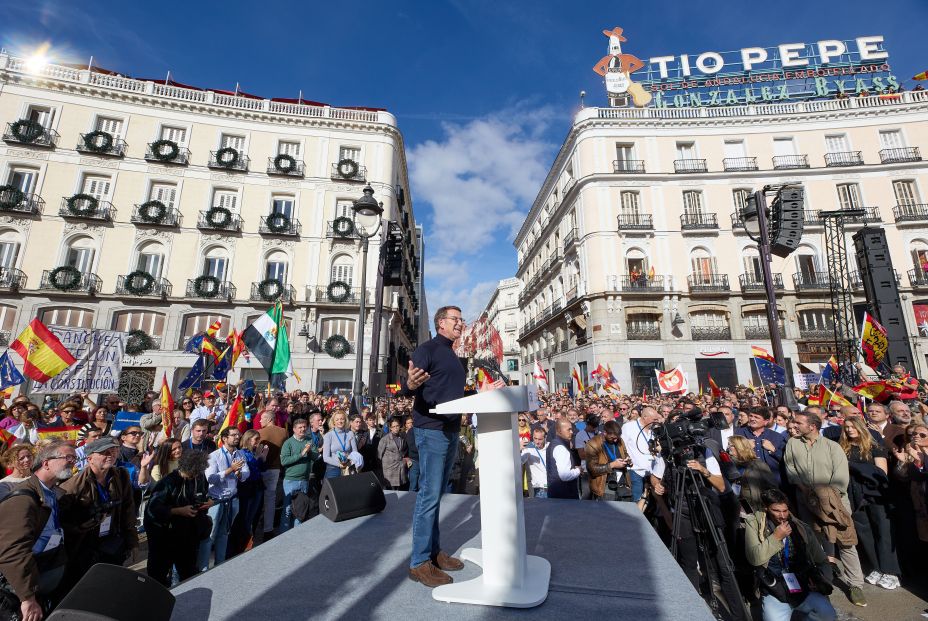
[792,373,819,390]
[31,328,127,393]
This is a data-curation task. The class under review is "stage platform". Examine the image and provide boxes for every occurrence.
[170,492,714,620]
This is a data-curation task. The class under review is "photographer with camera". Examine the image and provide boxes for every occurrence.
[584,420,632,501]
[621,406,660,504]
[745,488,836,621]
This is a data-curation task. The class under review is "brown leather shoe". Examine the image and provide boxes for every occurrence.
[408,561,453,587]
[432,550,465,571]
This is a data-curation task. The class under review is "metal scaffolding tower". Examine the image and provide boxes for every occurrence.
[821,209,865,373]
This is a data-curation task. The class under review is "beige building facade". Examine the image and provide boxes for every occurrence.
[0,53,425,402]
[514,91,928,393]
[481,277,522,384]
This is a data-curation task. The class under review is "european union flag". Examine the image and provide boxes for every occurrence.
[242,379,256,398]
[0,352,25,389]
[754,357,786,386]
[184,333,205,354]
[178,356,205,391]
[211,351,231,381]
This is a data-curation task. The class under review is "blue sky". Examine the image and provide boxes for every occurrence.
[2,0,924,319]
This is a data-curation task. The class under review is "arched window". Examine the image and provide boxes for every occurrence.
[625,247,648,276]
[113,310,167,340]
[63,235,96,274]
[202,246,229,280]
[910,240,928,277]
[320,317,356,343]
[40,306,95,328]
[0,229,22,270]
[794,244,821,283]
[742,245,761,282]
[264,250,289,282]
[135,241,165,278]
[690,247,718,283]
[330,254,353,285]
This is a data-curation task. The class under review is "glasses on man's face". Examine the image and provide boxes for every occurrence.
[125,431,142,436]
[443,316,466,325]
[50,454,77,464]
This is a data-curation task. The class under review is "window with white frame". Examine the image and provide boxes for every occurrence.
[320,317,356,342]
[40,307,94,328]
[160,125,187,145]
[136,241,165,278]
[212,189,239,213]
[112,310,166,336]
[773,137,796,156]
[7,167,39,194]
[910,242,928,275]
[220,133,245,151]
[64,236,95,273]
[837,183,862,210]
[743,247,762,281]
[95,116,123,136]
[0,231,20,270]
[335,200,353,219]
[26,105,54,128]
[0,304,17,333]
[825,134,849,152]
[795,251,820,279]
[620,191,641,221]
[723,140,746,159]
[331,254,353,285]
[271,195,294,218]
[690,311,728,328]
[879,129,905,150]
[893,180,919,207]
[798,309,834,332]
[615,143,636,168]
[181,314,229,341]
[202,247,228,280]
[682,190,704,215]
[277,140,300,157]
[149,183,177,209]
[627,314,660,331]
[81,174,112,200]
[676,141,697,159]
[264,250,289,282]
[690,249,717,280]
[732,188,751,211]
[339,146,361,162]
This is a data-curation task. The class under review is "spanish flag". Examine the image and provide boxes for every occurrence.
[10,318,76,382]
[751,345,776,363]
[571,366,586,393]
[914,70,928,81]
[217,393,247,442]
[708,374,721,398]
[159,372,174,438]
[819,384,853,408]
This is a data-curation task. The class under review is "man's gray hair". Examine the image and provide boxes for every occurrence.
[434,305,462,331]
[32,440,70,473]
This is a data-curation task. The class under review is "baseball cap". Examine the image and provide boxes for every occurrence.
[84,436,120,455]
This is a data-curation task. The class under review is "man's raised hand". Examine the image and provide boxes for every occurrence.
[406,360,430,391]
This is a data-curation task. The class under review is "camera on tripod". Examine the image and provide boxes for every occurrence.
[650,407,726,463]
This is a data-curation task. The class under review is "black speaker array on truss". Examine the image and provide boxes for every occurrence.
[769,186,805,258]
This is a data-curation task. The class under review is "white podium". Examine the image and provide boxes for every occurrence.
[429,385,550,608]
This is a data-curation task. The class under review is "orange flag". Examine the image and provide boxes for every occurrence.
[159,372,174,438]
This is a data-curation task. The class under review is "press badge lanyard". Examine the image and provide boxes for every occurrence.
[533,447,546,468]
[334,431,349,453]
[604,442,620,462]
[781,534,803,593]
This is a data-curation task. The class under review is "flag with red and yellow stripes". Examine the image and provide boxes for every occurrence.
[10,318,76,382]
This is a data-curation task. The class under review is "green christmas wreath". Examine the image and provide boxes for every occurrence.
[138,200,168,224]
[273,153,297,174]
[332,216,354,238]
[214,147,240,168]
[205,206,233,228]
[336,158,359,179]
[82,130,114,153]
[124,270,155,295]
[324,334,351,359]
[49,266,82,291]
[10,119,44,144]
[326,280,351,303]
[193,275,221,298]
[125,329,154,355]
[0,185,25,210]
[265,212,291,234]
[150,139,180,162]
[257,278,283,301]
[65,193,99,217]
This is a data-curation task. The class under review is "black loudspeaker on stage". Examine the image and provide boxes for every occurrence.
[320,471,386,522]
[47,564,174,621]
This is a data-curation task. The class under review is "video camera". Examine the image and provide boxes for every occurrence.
[650,407,727,464]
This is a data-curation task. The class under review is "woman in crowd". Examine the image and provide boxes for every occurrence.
[145,449,212,587]
[378,416,409,490]
[0,443,35,496]
[230,429,266,556]
[180,397,196,421]
[840,415,899,589]
[322,409,359,478]
[893,423,928,557]
[727,435,777,513]
[78,406,111,441]
[517,414,532,445]
[150,438,183,483]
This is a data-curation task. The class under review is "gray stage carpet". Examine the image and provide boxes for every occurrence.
[171,492,714,620]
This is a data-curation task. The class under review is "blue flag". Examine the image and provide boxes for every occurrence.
[112,411,144,432]
[754,357,786,386]
[211,350,231,381]
[178,356,205,391]
[0,352,25,390]
[242,379,256,398]
[184,333,205,354]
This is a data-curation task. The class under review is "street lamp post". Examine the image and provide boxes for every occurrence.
[351,185,384,415]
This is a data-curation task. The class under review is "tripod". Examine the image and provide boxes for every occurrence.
[668,459,749,621]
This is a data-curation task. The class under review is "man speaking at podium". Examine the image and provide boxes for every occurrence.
[401,305,499,588]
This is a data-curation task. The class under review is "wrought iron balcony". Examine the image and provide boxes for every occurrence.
[59,197,115,222]
[145,142,190,165]
[674,159,708,173]
[0,267,26,290]
[130,203,181,227]
[197,210,243,233]
[330,161,367,182]
[688,273,730,293]
[208,150,250,172]
[186,278,236,301]
[879,147,921,164]
[564,228,578,249]
[739,273,784,292]
[40,269,101,294]
[542,250,562,273]
[745,325,786,340]
[326,219,360,240]
[893,204,928,223]
[266,156,305,177]
[76,133,127,157]
[723,157,758,172]
[792,271,830,291]
[691,326,732,340]
[250,281,297,304]
[311,286,364,305]
[908,268,928,288]
[799,328,834,341]
[0,187,44,216]
[802,210,824,226]
[613,159,645,173]
[0,331,10,347]
[627,325,661,340]
[259,215,302,236]
[772,154,810,169]
[731,211,745,229]
[617,214,654,231]
[824,151,863,167]
[841,207,882,224]
[621,275,665,292]
[115,274,172,297]
[680,212,719,230]
[3,121,59,148]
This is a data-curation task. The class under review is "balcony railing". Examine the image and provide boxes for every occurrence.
[691,326,732,340]
[3,121,59,148]
[312,286,364,305]
[76,133,127,157]
[908,268,928,288]
[674,158,708,173]
[0,267,26,290]
[824,151,863,167]
[627,325,661,340]
[197,210,243,232]
[266,156,305,177]
[841,207,882,224]
[0,331,10,347]
[745,325,786,340]
[739,273,784,292]
[680,212,719,230]
[0,188,44,216]
[893,204,928,223]
[259,215,302,236]
[799,328,834,341]
[115,274,172,297]
[879,147,921,164]
[613,159,645,173]
[722,157,758,172]
[731,211,745,229]
[564,228,578,248]
[59,197,115,222]
[622,275,665,292]
[40,269,101,294]
[130,203,181,227]
[792,271,830,291]
[326,220,360,240]
[772,154,810,169]
[145,142,191,165]
[208,150,250,172]
[186,278,236,300]
[617,214,654,231]
[688,273,730,293]
[330,161,367,182]
[250,281,297,304]
[802,210,824,226]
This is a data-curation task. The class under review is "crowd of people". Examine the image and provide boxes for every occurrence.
[0,371,926,620]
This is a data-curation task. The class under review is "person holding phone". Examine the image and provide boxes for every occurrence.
[198,428,249,571]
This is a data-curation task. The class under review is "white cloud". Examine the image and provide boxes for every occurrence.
[429,279,501,324]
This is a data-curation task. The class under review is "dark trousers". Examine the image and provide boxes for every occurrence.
[146,527,199,588]
[229,480,264,557]
[853,501,900,576]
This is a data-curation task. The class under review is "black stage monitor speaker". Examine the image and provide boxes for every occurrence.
[320,471,386,522]
[48,564,174,621]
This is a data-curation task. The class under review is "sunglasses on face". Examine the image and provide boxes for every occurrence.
[915,432,928,439]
